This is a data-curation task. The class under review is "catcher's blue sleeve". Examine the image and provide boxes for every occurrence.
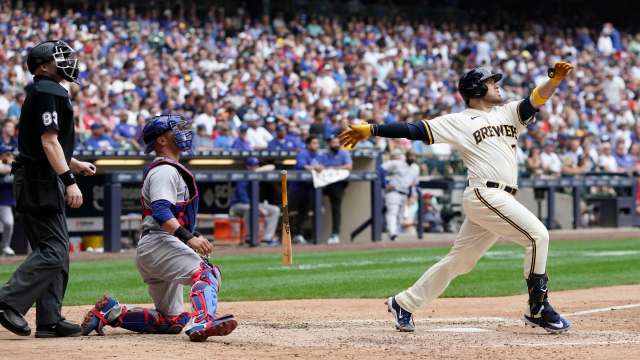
[151,200,173,226]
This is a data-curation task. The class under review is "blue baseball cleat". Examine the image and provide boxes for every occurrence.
[385,297,415,332]
[185,313,237,342]
[524,304,571,334]
[81,294,121,336]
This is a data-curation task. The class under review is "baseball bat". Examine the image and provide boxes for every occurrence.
[281,170,292,266]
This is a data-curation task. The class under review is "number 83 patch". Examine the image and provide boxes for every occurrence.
[43,111,58,126]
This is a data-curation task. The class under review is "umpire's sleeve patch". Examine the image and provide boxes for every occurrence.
[43,112,52,126]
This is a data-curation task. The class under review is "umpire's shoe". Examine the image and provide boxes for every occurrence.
[35,319,82,338]
[385,297,415,332]
[0,302,31,336]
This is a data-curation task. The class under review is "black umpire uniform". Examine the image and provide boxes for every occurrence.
[0,40,86,338]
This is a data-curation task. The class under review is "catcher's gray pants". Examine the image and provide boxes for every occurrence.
[385,191,408,237]
[230,202,279,241]
[0,205,14,249]
[135,232,202,317]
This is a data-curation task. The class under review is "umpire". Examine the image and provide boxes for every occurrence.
[0,40,96,338]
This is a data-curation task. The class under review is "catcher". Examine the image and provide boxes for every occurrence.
[81,115,237,341]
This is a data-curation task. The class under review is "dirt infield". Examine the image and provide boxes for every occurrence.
[1,285,638,359]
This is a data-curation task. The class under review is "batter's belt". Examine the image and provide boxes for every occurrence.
[467,179,518,196]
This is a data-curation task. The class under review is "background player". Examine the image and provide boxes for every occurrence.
[380,150,420,241]
[81,115,237,342]
[340,62,575,334]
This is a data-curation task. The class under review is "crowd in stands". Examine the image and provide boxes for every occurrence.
[0,2,639,178]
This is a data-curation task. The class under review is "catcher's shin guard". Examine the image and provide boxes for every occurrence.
[523,272,571,333]
[189,262,222,321]
[81,294,190,335]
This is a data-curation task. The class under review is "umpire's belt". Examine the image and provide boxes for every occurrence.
[467,179,518,196]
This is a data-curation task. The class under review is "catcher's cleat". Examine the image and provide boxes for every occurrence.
[185,313,237,342]
[386,297,415,332]
[81,294,120,336]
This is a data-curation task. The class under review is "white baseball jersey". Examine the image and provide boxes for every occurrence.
[412,101,529,185]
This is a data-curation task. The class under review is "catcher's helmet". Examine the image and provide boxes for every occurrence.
[27,40,81,84]
[143,114,195,155]
[458,67,502,104]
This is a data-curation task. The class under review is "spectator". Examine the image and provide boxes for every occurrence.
[598,142,618,172]
[229,157,280,246]
[288,136,323,245]
[417,193,442,233]
[84,123,119,150]
[244,112,273,150]
[8,91,24,120]
[113,112,142,150]
[192,124,214,150]
[232,124,253,151]
[612,139,635,172]
[266,125,297,151]
[540,140,562,176]
[319,135,353,245]
[0,145,15,255]
[83,100,101,129]
[0,120,18,148]
[526,146,545,176]
[381,150,420,241]
[194,102,216,134]
[213,124,235,150]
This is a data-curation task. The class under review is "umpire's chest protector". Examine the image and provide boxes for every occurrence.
[141,158,199,232]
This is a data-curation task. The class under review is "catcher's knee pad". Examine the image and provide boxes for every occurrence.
[118,307,191,334]
[189,262,221,321]
[526,272,549,315]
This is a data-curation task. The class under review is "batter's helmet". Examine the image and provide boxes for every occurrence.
[458,67,502,104]
[27,40,81,84]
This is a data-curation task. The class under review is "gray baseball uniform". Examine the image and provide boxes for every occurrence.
[135,158,201,317]
[382,159,420,238]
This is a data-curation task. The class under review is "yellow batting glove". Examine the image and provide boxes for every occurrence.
[548,62,575,85]
[338,122,372,149]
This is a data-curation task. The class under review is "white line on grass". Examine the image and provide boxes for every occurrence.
[562,303,640,317]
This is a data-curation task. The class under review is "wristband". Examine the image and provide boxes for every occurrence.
[532,86,550,105]
[193,231,202,238]
[174,226,195,243]
[59,170,77,187]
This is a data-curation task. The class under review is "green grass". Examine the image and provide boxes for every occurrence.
[1,239,639,306]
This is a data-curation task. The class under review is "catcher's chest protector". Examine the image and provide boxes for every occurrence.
[141,158,199,232]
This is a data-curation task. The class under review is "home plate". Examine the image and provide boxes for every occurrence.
[428,328,494,333]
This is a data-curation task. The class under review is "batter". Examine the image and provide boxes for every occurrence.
[339,62,575,334]
[80,115,237,341]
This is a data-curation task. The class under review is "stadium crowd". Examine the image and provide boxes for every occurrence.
[0,2,639,178]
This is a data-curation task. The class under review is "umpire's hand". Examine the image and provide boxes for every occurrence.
[67,183,83,208]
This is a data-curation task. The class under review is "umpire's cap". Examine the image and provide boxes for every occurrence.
[458,67,502,105]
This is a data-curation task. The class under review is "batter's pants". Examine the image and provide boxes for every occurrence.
[395,183,549,313]
[230,202,280,241]
[385,191,408,237]
[0,211,69,325]
[0,205,14,250]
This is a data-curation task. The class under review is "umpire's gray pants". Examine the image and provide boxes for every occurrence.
[230,202,279,241]
[0,205,14,249]
[134,233,202,317]
[385,191,408,237]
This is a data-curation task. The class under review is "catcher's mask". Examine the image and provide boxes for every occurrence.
[27,40,81,84]
[143,115,195,155]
